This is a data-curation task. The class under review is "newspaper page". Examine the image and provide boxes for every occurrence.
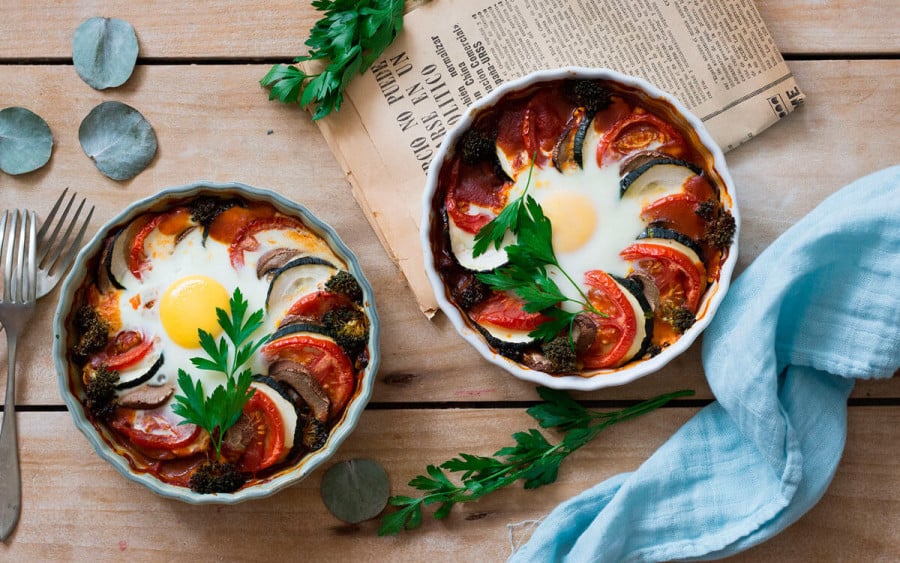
[313,0,805,316]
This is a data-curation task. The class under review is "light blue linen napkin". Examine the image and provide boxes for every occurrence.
[510,165,900,562]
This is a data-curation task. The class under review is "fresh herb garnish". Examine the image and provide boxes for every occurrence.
[378,387,694,535]
[472,156,607,342]
[260,0,405,120]
[171,288,268,461]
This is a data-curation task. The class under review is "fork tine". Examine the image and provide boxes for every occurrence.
[26,211,37,303]
[37,188,75,266]
[0,211,8,301]
[43,196,85,273]
[11,210,23,303]
[47,202,94,276]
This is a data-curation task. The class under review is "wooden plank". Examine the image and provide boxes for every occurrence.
[0,408,897,560]
[0,1,896,60]
[0,60,897,407]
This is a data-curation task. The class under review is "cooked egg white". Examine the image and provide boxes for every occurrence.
[116,226,272,395]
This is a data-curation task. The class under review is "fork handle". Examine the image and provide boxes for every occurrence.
[0,335,21,542]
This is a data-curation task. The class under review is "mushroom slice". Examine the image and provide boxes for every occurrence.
[117,380,175,410]
[571,313,598,353]
[256,248,303,279]
[222,412,255,456]
[269,360,331,422]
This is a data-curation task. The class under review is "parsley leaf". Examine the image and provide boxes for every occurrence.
[171,288,268,461]
[260,0,405,120]
[472,156,608,345]
[377,388,694,536]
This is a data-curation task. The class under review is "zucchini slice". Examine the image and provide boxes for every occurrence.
[637,227,705,265]
[265,257,338,313]
[620,157,701,201]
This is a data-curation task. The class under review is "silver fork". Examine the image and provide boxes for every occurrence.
[35,188,95,298]
[0,210,37,542]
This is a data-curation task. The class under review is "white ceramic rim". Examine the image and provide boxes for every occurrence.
[420,67,740,391]
[53,181,381,504]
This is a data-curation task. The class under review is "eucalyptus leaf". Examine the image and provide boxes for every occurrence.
[0,107,53,175]
[79,101,157,181]
[72,17,139,90]
[321,458,390,524]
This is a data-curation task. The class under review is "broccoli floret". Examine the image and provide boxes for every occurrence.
[325,271,363,304]
[703,209,736,250]
[664,306,696,334]
[541,335,578,374]
[571,80,613,113]
[301,416,329,451]
[322,306,368,358]
[72,305,109,361]
[189,461,247,494]
[452,274,490,310]
[85,365,119,420]
[695,199,717,221]
[646,344,663,358]
[188,197,238,242]
[459,130,496,165]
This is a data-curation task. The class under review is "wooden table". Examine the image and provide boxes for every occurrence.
[1,1,898,560]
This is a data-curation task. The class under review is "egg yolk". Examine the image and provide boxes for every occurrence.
[160,276,230,348]
[541,190,597,253]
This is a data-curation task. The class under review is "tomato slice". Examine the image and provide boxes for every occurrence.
[111,407,200,451]
[285,291,354,321]
[229,216,307,268]
[640,194,705,240]
[581,271,639,369]
[620,242,707,312]
[128,213,166,279]
[207,204,277,245]
[262,335,356,417]
[469,292,552,332]
[236,390,286,473]
[91,330,153,370]
[597,112,686,166]
[444,158,509,235]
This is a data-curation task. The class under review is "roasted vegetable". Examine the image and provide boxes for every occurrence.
[702,208,736,249]
[570,80,613,113]
[663,305,696,334]
[189,461,247,494]
[322,307,368,358]
[540,335,578,374]
[324,270,363,304]
[72,305,110,361]
[85,364,119,419]
[451,273,490,310]
[301,415,329,451]
[188,197,237,241]
[459,130,495,165]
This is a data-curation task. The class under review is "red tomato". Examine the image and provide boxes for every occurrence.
[640,194,705,240]
[620,242,707,312]
[207,204,276,244]
[469,292,552,332]
[285,291,355,321]
[91,331,153,370]
[111,407,201,452]
[236,390,286,473]
[229,216,306,268]
[581,271,639,369]
[597,112,686,166]
[262,335,355,417]
[444,158,509,235]
[128,213,166,279]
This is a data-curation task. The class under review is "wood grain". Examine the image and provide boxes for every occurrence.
[0,1,895,59]
[0,408,896,561]
[0,61,897,407]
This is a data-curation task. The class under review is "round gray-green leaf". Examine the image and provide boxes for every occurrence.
[0,107,53,175]
[79,101,157,181]
[72,17,139,90]
[321,458,390,524]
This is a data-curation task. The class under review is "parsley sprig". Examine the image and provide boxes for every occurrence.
[260,0,405,120]
[171,288,269,461]
[471,157,606,342]
[378,387,694,535]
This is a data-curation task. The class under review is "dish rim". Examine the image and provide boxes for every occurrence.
[53,180,381,504]
[420,67,740,391]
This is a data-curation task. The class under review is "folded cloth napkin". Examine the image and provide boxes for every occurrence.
[510,165,900,562]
